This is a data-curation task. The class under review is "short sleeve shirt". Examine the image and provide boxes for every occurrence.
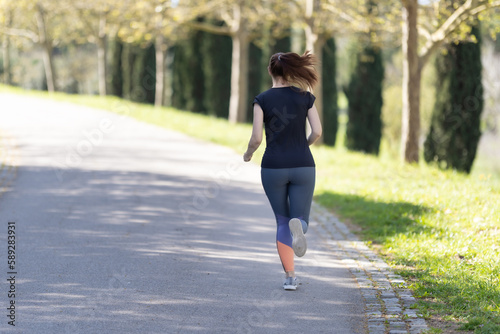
[253,86,316,169]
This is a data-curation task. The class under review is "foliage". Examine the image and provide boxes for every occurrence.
[345,44,383,154]
[322,37,338,146]
[424,25,484,173]
[109,38,124,97]
[171,28,205,112]
[117,0,185,45]
[132,42,156,104]
[119,41,158,104]
[247,41,263,121]
[200,24,232,118]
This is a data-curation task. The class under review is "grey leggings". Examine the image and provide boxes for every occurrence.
[261,167,315,234]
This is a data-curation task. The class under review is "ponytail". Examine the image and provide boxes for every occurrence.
[269,51,319,91]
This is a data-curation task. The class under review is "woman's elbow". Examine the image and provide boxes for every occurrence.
[250,136,262,147]
[312,128,322,139]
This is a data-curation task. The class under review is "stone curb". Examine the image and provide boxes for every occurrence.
[0,131,19,196]
[310,202,429,334]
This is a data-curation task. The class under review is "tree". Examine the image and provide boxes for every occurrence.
[294,0,396,144]
[171,28,205,112]
[118,0,185,107]
[247,41,263,120]
[200,26,232,118]
[424,25,483,173]
[67,0,128,96]
[132,43,156,104]
[120,42,157,104]
[343,0,384,154]
[109,37,124,97]
[34,2,57,92]
[0,0,14,85]
[401,0,500,163]
[121,42,137,100]
[171,43,187,110]
[299,0,341,142]
[150,1,185,107]
[187,0,291,123]
[1,0,81,92]
[344,44,384,154]
[322,37,338,146]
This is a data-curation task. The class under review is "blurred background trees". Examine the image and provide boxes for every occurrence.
[424,24,484,173]
[1,0,499,173]
[344,0,386,155]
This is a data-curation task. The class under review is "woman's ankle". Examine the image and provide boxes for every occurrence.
[285,271,295,278]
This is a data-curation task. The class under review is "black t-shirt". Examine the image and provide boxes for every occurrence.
[253,86,316,169]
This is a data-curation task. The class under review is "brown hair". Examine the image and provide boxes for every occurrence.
[268,51,319,91]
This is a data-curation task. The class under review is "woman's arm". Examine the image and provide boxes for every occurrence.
[307,104,322,146]
[243,104,264,162]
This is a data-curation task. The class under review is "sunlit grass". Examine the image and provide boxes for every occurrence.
[312,145,500,331]
[2,84,500,331]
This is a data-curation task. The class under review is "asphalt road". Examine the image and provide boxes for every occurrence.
[0,93,365,334]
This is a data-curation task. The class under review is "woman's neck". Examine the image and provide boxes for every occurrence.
[271,76,290,88]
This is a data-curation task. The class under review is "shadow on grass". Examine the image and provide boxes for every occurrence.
[315,191,435,243]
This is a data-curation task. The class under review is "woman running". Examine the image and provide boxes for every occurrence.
[243,51,322,291]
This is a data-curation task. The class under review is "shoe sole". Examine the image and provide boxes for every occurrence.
[283,284,297,291]
[289,218,307,257]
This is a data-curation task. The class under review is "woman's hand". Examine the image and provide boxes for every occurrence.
[243,104,264,163]
[243,152,253,162]
[307,104,322,145]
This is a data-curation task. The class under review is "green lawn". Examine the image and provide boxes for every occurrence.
[2,85,500,332]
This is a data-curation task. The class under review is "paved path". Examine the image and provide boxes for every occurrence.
[0,94,366,333]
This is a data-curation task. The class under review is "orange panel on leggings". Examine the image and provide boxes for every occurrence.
[276,241,294,272]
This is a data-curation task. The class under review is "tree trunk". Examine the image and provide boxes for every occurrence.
[41,43,56,92]
[304,0,325,144]
[228,14,249,124]
[155,33,165,107]
[2,34,12,85]
[304,24,325,144]
[401,0,421,163]
[35,4,56,92]
[97,14,107,96]
[2,11,12,85]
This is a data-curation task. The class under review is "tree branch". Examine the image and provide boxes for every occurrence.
[219,10,236,30]
[419,0,500,66]
[0,27,39,42]
[470,0,500,15]
[418,25,432,41]
[187,21,231,36]
[323,2,370,32]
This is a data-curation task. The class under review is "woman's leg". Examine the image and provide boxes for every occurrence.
[288,167,316,232]
[261,168,295,275]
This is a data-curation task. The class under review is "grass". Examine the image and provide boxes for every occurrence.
[2,84,500,332]
[313,147,500,332]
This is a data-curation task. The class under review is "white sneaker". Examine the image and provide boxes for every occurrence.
[289,218,307,257]
[283,277,298,290]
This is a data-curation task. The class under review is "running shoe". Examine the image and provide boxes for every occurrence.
[289,218,307,257]
[283,277,298,290]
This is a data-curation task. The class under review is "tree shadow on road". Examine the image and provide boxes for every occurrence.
[0,165,365,333]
